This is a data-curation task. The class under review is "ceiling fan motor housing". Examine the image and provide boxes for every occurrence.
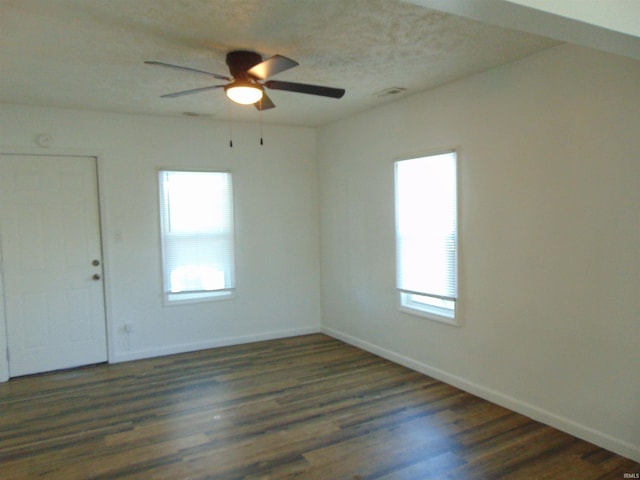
[226,50,262,79]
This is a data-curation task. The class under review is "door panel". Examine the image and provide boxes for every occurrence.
[0,154,107,377]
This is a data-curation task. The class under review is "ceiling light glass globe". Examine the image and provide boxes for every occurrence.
[226,85,263,105]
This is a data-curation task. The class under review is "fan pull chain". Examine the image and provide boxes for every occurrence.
[259,99,264,146]
[228,101,233,148]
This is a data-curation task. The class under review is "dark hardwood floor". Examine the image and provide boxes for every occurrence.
[1,334,638,479]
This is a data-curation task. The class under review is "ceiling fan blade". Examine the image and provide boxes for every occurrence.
[265,80,345,98]
[247,55,299,80]
[145,61,230,81]
[254,92,275,111]
[160,85,224,98]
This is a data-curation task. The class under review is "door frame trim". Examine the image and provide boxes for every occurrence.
[0,147,114,382]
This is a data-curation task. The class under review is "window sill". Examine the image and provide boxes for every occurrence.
[164,290,235,306]
[398,297,460,327]
[399,304,460,326]
[398,291,459,326]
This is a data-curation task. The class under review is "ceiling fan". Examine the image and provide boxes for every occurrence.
[145,50,346,110]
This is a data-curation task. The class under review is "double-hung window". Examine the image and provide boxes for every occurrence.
[395,151,458,324]
[159,170,235,304]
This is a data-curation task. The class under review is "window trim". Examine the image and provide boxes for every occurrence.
[166,288,235,306]
[157,168,236,306]
[394,150,460,326]
[398,292,458,326]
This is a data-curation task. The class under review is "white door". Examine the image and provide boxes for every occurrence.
[0,154,107,377]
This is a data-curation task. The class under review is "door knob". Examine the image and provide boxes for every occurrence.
[92,274,101,281]
[92,259,100,266]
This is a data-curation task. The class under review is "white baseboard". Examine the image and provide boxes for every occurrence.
[112,325,321,364]
[322,325,640,463]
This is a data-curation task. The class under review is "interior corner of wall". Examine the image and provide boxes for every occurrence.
[0,346,8,382]
[0,310,8,382]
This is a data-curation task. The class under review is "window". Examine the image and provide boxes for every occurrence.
[395,151,458,324]
[159,170,235,303]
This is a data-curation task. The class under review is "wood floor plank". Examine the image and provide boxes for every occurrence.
[0,334,638,479]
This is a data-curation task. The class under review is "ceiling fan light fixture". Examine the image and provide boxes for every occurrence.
[147,50,345,112]
[225,81,263,105]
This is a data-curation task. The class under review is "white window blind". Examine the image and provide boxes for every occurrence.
[395,152,457,302]
[159,170,235,302]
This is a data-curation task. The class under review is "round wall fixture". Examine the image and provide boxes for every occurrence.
[35,133,53,148]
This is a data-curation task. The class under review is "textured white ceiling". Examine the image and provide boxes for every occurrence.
[0,0,559,127]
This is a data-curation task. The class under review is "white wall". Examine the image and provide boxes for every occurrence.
[507,0,640,38]
[317,44,640,461]
[413,0,640,61]
[0,106,321,376]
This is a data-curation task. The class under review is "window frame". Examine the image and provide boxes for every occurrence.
[394,150,459,326]
[158,168,236,306]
